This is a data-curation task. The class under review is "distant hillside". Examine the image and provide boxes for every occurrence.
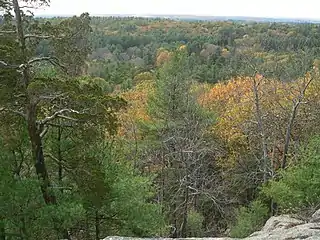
[35,13,320,23]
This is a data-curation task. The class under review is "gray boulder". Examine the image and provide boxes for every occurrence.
[260,215,304,232]
[310,209,320,223]
[247,222,320,240]
[102,209,320,240]
[103,238,235,240]
[245,214,320,240]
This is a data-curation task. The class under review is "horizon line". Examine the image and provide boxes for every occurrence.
[33,13,320,21]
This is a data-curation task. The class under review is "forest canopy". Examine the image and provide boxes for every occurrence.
[1,1,320,239]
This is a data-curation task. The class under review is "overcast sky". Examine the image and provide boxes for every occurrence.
[33,0,320,19]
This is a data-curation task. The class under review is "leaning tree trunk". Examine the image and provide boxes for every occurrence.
[27,103,56,204]
[252,78,269,183]
[282,75,313,169]
[12,0,70,239]
[12,0,57,206]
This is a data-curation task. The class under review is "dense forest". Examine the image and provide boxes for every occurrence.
[1,0,320,239]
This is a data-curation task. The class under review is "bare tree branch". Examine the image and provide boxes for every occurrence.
[0,60,8,67]
[0,30,16,34]
[282,75,314,169]
[27,56,66,70]
[40,126,49,138]
[24,34,63,40]
[39,109,87,125]
[0,107,26,119]
[47,122,74,128]
[57,115,79,122]
[39,93,66,101]
[0,60,19,69]
[252,76,269,182]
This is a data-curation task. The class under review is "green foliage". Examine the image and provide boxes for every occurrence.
[104,160,166,236]
[0,144,85,240]
[262,136,320,213]
[230,200,269,238]
[79,142,167,238]
[52,12,92,77]
[148,50,197,122]
[187,209,205,237]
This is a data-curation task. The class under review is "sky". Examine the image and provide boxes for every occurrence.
[33,0,320,19]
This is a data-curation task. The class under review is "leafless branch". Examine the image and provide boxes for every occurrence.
[39,108,87,125]
[45,153,72,171]
[57,115,79,122]
[14,93,26,98]
[0,30,16,34]
[0,60,19,69]
[47,122,74,128]
[40,126,49,138]
[27,56,66,71]
[24,34,52,40]
[19,5,37,9]
[39,93,66,101]
[0,60,8,67]
[282,75,314,169]
[24,34,63,40]
[0,107,26,119]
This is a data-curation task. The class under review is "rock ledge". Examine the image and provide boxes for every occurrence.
[103,209,320,240]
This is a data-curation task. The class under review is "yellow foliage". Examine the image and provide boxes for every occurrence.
[178,45,187,51]
[117,80,154,138]
[198,70,320,167]
[198,77,253,143]
[221,48,230,58]
[156,49,171,67]
[133,71,154,83]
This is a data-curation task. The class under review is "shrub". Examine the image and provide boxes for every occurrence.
[230,200,268,238]
[262,136,320,213]
[187,208,205,237]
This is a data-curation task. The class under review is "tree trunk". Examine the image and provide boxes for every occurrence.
[180,186,189,238]
[85,212,91,240]
[57,125,63,188]
[12,1,71,238]
[252,78,269,182]
[171,200,178,238]
[0,220,5,240]
[27,103,56,204]
[95,210,100,240]
[27,105,71,240]
[20,217,27,240]
[282,76,313,169]
[180,155,189,238]
[282,102,299,169]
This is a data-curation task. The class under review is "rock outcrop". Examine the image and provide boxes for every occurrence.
[246,215,319,239]
[103,209,320,240]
